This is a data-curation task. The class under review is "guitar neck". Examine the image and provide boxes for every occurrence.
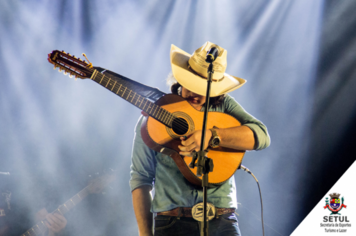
[21,187,90,236]
[90,69,173,128]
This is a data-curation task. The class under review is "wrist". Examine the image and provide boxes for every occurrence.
[209,128,221,148]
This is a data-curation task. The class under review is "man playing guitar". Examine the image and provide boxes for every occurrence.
[130,42,270,236]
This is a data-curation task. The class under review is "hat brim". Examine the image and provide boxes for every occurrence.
[170,44,246,97]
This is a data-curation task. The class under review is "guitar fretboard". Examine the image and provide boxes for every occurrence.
[21,187,90,236]
[90,70,173,128]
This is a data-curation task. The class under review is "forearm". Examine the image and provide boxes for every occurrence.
[215,125,255,150]
[132,185,153,236]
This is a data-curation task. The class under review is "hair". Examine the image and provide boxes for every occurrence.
[166,73,225,107]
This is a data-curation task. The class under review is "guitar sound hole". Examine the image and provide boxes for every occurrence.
[172,117,189,135]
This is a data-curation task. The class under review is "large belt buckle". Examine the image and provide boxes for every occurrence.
[191,202,216,222]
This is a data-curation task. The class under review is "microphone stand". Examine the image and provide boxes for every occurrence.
[189,62,215,236]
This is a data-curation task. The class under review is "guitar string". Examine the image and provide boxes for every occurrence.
[91,70,191,133]
[55,55,188,132]
[83,67,190,131]
[61,63,189,133]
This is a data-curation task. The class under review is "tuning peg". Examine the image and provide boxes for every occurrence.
[69,74,73,78]
[68,53,71,56]
[82,53,93,68]
[53,66,57,70]
[58,68,62,72]
[63,71,68,75]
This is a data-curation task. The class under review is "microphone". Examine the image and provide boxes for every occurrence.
[205,47,219,63]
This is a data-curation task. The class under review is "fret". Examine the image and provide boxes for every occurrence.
[157,109,163,121]
[142,99,148,110]
[157,107,162,119]
[161,110,166,122]
[155,108,160,120]
[72,195,79,203]
[167,111,173,125]
[89,70,177,128]
[105,78,111,87]
[163,109,170,126]
[139,97,145,107]
[111,81,117,91]
[57,208,63,214]
[131,92,136,103]
[33,224,43,235]
[161,109,167,123]
[99,74,104,84]
[122,87,127,97]
[64,200,72,209]
[147,104,152,113]
[72,194,81,203]
[166,111,171,125]
[135,95,141,105]
[126,90,132,100]
[115,84,122,95]
[59,205,68,214]
[162,110,167,122]
[90,70,97,80]
[40,221,46,228]
[152,105,158,117]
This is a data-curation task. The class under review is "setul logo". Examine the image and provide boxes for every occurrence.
[324,193,347,215]
[321,192,351,233]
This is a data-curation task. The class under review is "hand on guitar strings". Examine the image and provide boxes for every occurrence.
[45,212,67,233]
[178,130,213,157]
[140,111,213,157]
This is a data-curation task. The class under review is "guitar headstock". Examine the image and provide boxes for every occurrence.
[48,50,93,79]
[87,169,116,194]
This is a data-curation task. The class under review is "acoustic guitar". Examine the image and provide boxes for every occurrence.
[47,50,245,186]
[20,171,115,236]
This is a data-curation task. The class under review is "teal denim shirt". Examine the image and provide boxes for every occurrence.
[129,94,270,213]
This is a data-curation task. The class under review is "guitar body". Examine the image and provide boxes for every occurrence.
[141,94,245,186]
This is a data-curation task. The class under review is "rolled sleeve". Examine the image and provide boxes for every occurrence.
[223,95,271,150]
[129,116,157,192]
[244,123,270,150]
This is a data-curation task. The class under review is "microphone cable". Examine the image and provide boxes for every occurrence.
[240,165,265,236]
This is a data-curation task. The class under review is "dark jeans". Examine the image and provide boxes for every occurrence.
[154,213,241,236]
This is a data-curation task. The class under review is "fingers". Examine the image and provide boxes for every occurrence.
[179,136,200,156]
[179,130,212,156]
[179,151,194,157]
[178,145,199,156]
[45,213,67,233]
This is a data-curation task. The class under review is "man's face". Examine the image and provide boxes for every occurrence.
[181,87,206,110]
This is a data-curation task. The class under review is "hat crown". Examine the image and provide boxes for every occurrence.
[188,42,227,80]
[170,42,245,97]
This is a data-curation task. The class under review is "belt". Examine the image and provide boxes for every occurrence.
[157,207,235,218]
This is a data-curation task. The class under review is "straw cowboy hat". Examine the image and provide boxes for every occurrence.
[170,42,246,97]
